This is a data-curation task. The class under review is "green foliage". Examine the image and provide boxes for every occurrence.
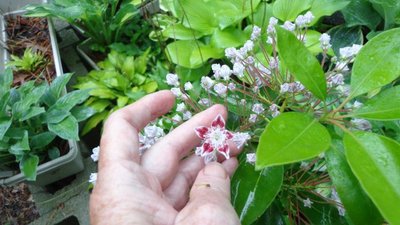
[25,0,142,52]
[0,69,92,181]
[74,50,158,134]
[6,48,47,73]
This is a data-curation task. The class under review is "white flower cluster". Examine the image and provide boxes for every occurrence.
[280,82,305,94]
[232,132,251,149]
[250,25,261,41]
[246,153,256,164]
[90,146,100,162]
[89,173,97,185]
[174,102,192,122]
[139,124,165,154]
[327,73,344,87]
[269,104,280,118]
[319,33,331,51]
[339,44,362,61]
[295,11,314,28]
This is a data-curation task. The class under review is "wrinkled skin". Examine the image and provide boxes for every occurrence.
[90,91,241,225]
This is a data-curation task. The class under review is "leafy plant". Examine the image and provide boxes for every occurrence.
[24,0,141,52]
[147,10,400,225]
[6,48,47,73]
[74,50,158,134]
[0,69,93,181]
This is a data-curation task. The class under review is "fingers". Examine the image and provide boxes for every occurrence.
[99,91,175,168]
[141,104,227,189]
[174,161,240,225]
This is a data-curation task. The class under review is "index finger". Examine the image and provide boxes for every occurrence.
[99,91,175,168]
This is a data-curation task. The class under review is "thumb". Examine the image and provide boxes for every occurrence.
[175,159,240,225]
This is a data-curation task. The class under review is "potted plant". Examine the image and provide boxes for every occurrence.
[0,69,94,186]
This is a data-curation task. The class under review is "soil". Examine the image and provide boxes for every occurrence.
[0,183,40,225]
[5,15,56,86]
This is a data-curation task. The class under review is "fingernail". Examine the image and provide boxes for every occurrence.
[203,162,228,178]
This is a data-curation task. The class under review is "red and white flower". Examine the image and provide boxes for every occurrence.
[195,114,233,162]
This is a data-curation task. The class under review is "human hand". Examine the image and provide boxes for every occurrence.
[89,91,241,225]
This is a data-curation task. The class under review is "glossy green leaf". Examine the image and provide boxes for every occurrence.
[310,0,350,24]
[326,140,383,225]
[350,28,400,97]
[20,154,39,181]
[71,105,97,122]
[210,28,248,49]
[0,117,12,139]
[162,23,205,40]
[81,111,109,135]
[10,131,30,155]
[256,112,331,168]
[20,107,45,121]
[352,86,400,120]
[341,0,381,30]
[177,0,218,34]
[30,132,56,150]
[48,115,79,140]
[273,0,312,21]
[344,131,400,225]
[42,73,73,106]
[328,25,363,57]
[276,26,327,100]
[232,158,283,225]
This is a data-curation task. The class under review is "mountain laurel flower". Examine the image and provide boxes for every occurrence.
[269,57,279,69]
[339,44,362,60]
[166,73,180,86]
[280,82,304,93]
[303,198,313,208]
[219,65,232,80]
[184,82,193,91]
[214,83,228,97]
[89,173,97,185]
[228,83,236,91]
[249,114,258,123]
[172,114,182,124]
[267,17,278,34]
[232,132,251,149]
[195,114,234,162]
[282,21,296,31]
[319,33,331,50]
[198,98,211,106]
[351,118,372,131]
[252,103,265,115]
[171,87,182,97]
[201,76,215,90]
[91,146,100,162]
[233,62,245,77]
[269,104,280,118]
[225,47,238,60]
[176,103,186,112]
[139,124,165,154]
[182,110,192,121]
[251,26,261,40]
[296,11,314,27]
[256,62,272,76]
[246,153,256,164]
[328,73,344,87]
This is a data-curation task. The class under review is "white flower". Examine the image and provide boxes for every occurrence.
[239,40,254,56]
[232,132,251,149]
[246,153,256,164]
[182,111,192,120]
[269,57,279,69]
[266,36,274,44]
[303,198,313,208]
[228,83,236,90]
[339,44,362,60]
[214,83,228,97]
[280,83,290,93]
[252,103,265,115]
[256,63,271,76]
[90,146,100,162]
[251,26,261,40]
[304,11,314,23]
[139,124,165,153]
[176,103,186,112]
[172,114,182,124]
[245,56,255,65]
[282,21,295,31]
[89,173,97,185]
[336,85,351,96]
[353,101,363,109]
[249,114,257,123]
[351,118,372,131]
[225,47,238,60]
[335,61,349,71]
[280,82,304,93]
[233,62,245,78]
[198,98,211,106]
[319,33,331,51]
[184,82,193,91]
[201,76,215,90]
[269,104,280,118]
[295,11,314,27]
[170,87,182,97]
[267,17,278,34]
[219,65,232,80]
[166,73,180,87]
[328,73,344,87]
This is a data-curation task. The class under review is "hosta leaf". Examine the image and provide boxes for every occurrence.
[326,140,383,225]
[232,156,283,225]
[352,86,400,120]
[210,27,248,49]
[344,131,400,225]
[10,131,30,155]
[272,0,312,21]
[81,111,109,135]
[48,115,79,140]
[341,0,381,30]
[20,154,39,181]
[0,117,12,139]
[256,112,331,169]
[71,105,96,122]
[310,0,350,24]
[350,28,400,97]
[30,132,56,150]
[276,26,327,100]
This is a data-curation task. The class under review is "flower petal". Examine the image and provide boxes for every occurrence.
[217,144,230,159]
[211,114,225,128]
[195,126,209,139]
[225,131,234,140]
[202,142,214,155]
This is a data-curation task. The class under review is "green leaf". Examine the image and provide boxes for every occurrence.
[162,23,205,40]
[71,105,97,122]
[250,2,273,28]
[20,107,45,121]
[177,0,218,35]
[30,132,56,150]
[310,0,350,24]
[341,0,382,30]
[276,26,327,100]
[350,28,400,97]
[0,117,12,139]
[343,131,400,225]
[48,115,79,140]
[352,86,400,120]
[48,146,60,160]
[232,159,283,225]
[210,27,248,49]
[256,112,331,169]
[273,0,312,21]
[42,73,73,106]
[88,99,112,112]
[81,111,108,135]
[0,68,13,93]
[326,140,383,225]
[327,25,363,57]
[10,131,30,154]
[20,154,39,181]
